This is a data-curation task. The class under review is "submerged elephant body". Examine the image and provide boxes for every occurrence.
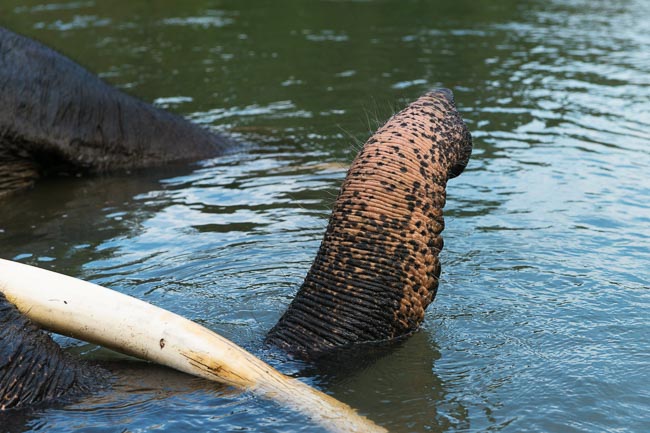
[267,90,471,357]
[0,292,106,410]
[0,27,472,418]
[0,26,228,198]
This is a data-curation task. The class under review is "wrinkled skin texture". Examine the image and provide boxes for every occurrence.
[267,89,472,358]
[0,26,229,199]
[0,292,108,410]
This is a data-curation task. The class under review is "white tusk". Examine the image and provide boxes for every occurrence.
[0,258,386,433]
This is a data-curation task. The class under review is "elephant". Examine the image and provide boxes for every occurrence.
[267,88,472,357]
[0,28,472,415]
[0,26,229,199]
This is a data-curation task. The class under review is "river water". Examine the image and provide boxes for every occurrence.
[1,0,648,432]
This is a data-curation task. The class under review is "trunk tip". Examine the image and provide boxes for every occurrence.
[428,87,455,105]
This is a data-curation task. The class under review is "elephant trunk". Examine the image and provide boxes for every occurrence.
[267,89,472,358]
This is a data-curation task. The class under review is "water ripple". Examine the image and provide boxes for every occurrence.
[1,0,649,432]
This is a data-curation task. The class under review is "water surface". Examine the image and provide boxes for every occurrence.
[1,0,648,432]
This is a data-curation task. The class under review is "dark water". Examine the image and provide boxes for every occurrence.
[1,0,649,432]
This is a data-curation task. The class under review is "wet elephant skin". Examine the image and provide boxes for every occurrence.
[0,26,230,199]
[0,292,108,410]
[267,89,472,358]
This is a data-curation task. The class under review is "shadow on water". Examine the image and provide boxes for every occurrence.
[0,163,198,275]
[298,331,465,433]
[0,360,235,433]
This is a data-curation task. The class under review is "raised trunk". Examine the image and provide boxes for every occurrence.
[267,89,472,358]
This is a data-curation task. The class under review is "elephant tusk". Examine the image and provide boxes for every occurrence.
[0,258,386,433]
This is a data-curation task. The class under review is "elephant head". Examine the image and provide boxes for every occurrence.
[0,26,474,432]
[0,85,470,422]
[267,89,472,358]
